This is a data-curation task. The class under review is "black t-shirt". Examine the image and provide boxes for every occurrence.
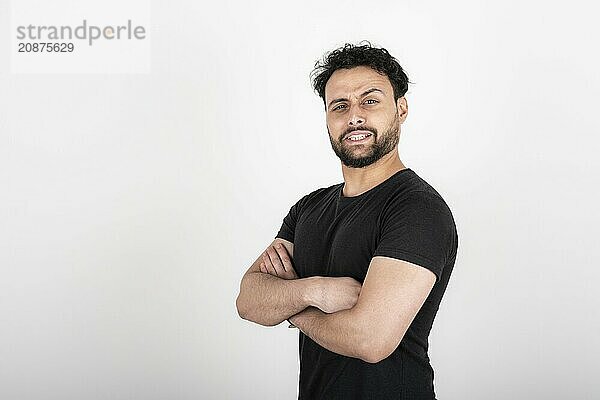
[276,168,458,400]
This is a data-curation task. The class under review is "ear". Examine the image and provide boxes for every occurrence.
[396,96,408,122]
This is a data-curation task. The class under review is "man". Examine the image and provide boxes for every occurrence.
[236,41,458,400]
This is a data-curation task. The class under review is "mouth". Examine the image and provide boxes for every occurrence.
[344,131,374,145]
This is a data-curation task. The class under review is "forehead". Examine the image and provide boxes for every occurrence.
[325,66,392,100]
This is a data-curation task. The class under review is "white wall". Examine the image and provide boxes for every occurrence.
[1,0,599,399]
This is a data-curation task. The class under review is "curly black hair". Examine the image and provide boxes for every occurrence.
[310,41,411,109]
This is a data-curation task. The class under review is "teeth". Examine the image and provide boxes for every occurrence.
[348,134,370,141]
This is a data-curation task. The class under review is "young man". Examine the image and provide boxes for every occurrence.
[236,41,459,400]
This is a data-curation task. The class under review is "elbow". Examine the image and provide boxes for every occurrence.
[359,335,402,364]
[236,289,256,322]
[235,293,248,320]
[235,278,254,321]
[360,343,394,364]
[360,347,388,364]
[355,314,409,363]
[236,296,256,323]
[362,354,390,364]
[235,293,280,327]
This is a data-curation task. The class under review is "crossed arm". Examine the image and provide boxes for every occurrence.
[235,238,436,363]
[235,238,361,326]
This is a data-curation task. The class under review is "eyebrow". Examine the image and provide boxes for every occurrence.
[327,88,385,110]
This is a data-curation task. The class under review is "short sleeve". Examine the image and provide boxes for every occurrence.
[373,191,457,283]
[275,193,310,244]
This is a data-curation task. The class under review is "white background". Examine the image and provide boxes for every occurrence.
[1,0,599,399]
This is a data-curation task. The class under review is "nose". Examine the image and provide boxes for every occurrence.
[348,103,365,127]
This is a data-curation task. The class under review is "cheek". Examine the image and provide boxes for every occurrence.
[371,112,392,130]
[327,116,345,134]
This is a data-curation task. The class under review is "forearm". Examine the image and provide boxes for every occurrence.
[289,306,373,362]
[236,272,321,326]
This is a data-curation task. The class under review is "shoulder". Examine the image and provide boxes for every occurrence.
[401,190,454,220]
[375,174,459,274]
[378,172,458,254]
[293,182,341,209]
[380,190,455,232]
[383,169,455,221]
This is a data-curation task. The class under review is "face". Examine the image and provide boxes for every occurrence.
[324,66,407,168]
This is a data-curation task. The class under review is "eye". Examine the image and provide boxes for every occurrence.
[332,104,347,111]
[365,99,379,105]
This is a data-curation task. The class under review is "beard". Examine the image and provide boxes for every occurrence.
[328,109,400,168]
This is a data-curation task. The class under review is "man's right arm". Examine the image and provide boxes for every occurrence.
[235,238,323,327]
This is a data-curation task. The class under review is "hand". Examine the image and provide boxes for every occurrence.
[260,243,298,280]
[315,277,362,313]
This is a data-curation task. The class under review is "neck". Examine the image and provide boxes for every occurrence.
[340,150,406,197]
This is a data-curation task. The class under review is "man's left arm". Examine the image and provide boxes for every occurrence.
[288,255,436,364]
